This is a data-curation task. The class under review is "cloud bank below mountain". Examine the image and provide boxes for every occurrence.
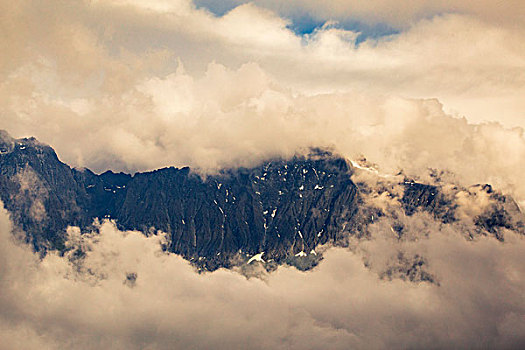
[0,203,524,349]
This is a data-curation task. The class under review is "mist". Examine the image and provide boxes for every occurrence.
[3,60,525,205]
[0,198,524,349]
[1,2,525,208]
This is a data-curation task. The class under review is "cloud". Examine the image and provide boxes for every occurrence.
[203,0,525,29]
[6,58,525,207]
[3,55,525,204]
[1,198,524,349]
[1,2,524,178]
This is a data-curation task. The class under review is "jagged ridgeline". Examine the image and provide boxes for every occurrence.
[0,130,359,267]
[0,130,523,270]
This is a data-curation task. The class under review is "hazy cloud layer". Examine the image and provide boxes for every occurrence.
[1,1,525,182]
[3,62,525,206]
[0,199,524,349]
[209,0,525,28]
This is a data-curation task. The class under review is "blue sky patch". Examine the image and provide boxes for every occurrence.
[194,0,398,45]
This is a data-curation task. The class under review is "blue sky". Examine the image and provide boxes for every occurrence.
[194,0,398,43]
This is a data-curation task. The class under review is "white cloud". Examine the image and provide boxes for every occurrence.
[97,0,195,14]
[0,201,524,349]
[2,1,524,126]
[3,59,525,203]
[218,0,525,29]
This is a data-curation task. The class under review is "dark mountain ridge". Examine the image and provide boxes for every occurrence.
[0,131,360,268]
[1,130,522,270]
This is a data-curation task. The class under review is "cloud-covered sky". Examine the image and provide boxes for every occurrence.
[1,2,525,348]
[1,0,525,202]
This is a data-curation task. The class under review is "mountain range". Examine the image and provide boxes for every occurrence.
[1,130,522,271]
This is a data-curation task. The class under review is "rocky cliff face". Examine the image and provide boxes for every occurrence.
[116,154,358,263]
[0,131,94,250]
[0,131,360,268]
[1,130,523,270]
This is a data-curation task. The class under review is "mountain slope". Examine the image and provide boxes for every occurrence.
[1,130,522,270]
[1,131,360,268]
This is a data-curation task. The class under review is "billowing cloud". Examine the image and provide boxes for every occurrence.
[1,1,524,181]
[3,60,525,207]
[1,198,524,349]
[204,0,525,28]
